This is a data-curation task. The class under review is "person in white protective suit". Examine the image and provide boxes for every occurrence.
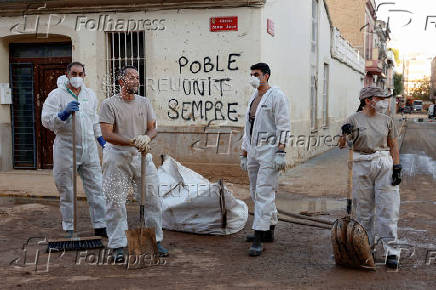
[240,63,291,256]
[41,62,107,237]
[338,87,402,269]
[99,65,168,263]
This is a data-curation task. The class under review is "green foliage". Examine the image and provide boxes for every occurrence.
[393,72,403,95]
[410,77,431,101]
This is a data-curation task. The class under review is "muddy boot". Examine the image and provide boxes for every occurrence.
[386,255,399,269]
[112,247,125,263]
[157,242,169,257]
[246,225,275,243]
[94,227,107,238]
[248,231,264,257]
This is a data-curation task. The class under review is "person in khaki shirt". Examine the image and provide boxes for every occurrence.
[99,65,168,262]
[339,87,402,269]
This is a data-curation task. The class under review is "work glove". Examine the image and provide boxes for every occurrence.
[58,100,80,121]
[273,151,287,171]
[97,136,106,148]
[133,134,151,153]
[240,155,247,171]
[341,123,353,135]
[392,164,402,186]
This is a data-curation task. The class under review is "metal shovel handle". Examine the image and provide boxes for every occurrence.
[139,151,146,227]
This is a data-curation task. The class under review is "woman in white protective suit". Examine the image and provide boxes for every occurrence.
[41,62,107,237]
[339,87,402,269]
[240,63,291,257]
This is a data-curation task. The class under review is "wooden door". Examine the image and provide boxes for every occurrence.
[34,63,70,169]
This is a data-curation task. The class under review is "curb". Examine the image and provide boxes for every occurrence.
[0,192,87,201]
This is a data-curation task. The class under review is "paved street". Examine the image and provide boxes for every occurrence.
[0,118,435,289]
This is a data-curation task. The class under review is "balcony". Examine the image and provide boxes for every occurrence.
[366,59,383,75]
[331,28,365,74]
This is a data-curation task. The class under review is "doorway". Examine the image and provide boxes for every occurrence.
[9,42,72,169]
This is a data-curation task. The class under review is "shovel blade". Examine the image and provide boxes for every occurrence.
[125,227,159,268]
[331,216,375,270]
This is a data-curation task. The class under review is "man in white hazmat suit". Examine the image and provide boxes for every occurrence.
[99,65,168,263]
[41,62,107,237]
[338,87,402,269]
[240,63,291,256]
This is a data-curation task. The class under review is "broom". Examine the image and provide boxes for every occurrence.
[47,111,104,252]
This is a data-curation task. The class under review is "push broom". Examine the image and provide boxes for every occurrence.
[47,111,104,252]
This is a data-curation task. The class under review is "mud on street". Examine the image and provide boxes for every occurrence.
[0,119,434,289]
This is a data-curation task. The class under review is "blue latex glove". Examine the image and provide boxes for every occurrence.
[58,100,80,121]
[97,136,106,148]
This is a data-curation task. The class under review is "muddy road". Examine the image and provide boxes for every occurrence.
[0,118,435,289]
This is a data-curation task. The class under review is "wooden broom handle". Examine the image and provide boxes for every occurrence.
[140,151,146,226]
[347,146,353,215]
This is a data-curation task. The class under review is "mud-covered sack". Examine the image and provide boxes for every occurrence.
[157,155,248,235]
[331,216,375,270]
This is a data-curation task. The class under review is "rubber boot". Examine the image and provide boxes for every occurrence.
[386,255,399,269]
[246,225,275,243]
[157,242,169,257]
[248,231,264,257]
[112,247,125,263]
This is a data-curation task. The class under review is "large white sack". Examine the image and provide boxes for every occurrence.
[158,155,248,235]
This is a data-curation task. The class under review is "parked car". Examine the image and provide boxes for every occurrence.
[403,106,412,114]
[413,100,423,112]
[428,104,435,119]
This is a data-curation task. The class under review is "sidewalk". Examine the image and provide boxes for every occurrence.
[0,169,87,199]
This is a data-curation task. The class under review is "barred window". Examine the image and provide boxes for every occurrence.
[105,31,146,97]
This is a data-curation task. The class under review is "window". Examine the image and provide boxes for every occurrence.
[322,63,329,127]
[105,31,146,98]
[310,0,319,130]
[311,0,318,54]
[365,16,373,61]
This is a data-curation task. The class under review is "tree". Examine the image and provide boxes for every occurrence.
[410,77,431,101]
[393,72,404,95]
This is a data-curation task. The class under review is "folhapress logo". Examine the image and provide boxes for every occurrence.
[75,15,166,32]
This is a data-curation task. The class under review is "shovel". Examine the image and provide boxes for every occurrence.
[331,137,375,270]
[125,151,159,268]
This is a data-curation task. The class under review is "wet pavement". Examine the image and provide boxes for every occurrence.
[0,118,435,289]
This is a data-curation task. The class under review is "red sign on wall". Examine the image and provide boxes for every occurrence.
[210,16,238,32]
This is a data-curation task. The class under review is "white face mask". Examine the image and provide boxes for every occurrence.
[249,76,260,89]
[375,99,389,114]
[69,77,83,89]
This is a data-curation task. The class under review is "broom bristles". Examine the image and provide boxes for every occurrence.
[47,237,104,252]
